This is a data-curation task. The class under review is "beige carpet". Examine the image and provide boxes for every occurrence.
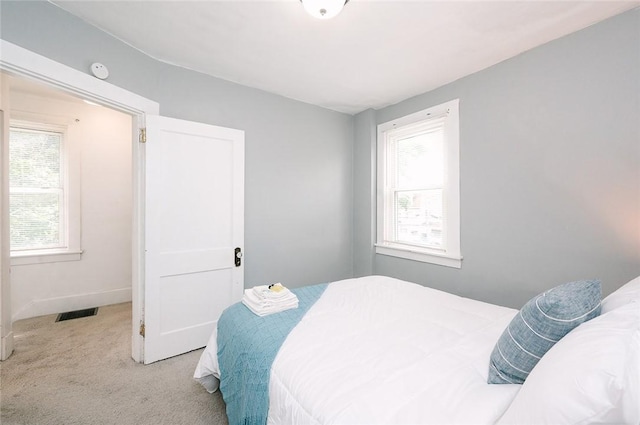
[0,303,228,425]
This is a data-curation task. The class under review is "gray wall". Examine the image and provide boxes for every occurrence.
[1,1,354,289]
[3,2,639,309]
[355,8,640,308]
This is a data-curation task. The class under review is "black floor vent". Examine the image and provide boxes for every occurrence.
[56,307,98,322]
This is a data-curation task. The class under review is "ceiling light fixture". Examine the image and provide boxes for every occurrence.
[301,0,349,20]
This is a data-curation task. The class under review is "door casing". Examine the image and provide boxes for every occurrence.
[0,39,159,362]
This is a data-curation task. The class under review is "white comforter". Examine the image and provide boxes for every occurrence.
[195,275,521,424]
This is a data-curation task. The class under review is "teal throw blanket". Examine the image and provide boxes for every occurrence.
[217,283,328,425]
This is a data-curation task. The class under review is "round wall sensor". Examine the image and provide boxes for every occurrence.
[91,63,109,80]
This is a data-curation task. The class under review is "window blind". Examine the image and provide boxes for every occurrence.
[9,127,65,251]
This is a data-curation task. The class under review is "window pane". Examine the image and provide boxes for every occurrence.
[395,189,443,248]
[396,128,443,189]
[10,128,62,188]
[9,126,65,252]
[10,191,62,250]
[377,100,460,266]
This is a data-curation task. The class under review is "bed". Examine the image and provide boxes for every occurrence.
[194,274,640,425]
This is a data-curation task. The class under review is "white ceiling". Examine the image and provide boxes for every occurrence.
[50,0,639,115]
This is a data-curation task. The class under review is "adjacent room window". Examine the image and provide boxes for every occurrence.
[9,121,81,263]
[376,99,461,268]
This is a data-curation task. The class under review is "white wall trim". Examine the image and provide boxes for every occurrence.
[376,99,461,268]
[0,40,158,115]
[375,244,462,269]
[10,250,83,266]
[1,74,12,361]
[0,39,159,363]
[11,288,132,322]
[1,331,14,361]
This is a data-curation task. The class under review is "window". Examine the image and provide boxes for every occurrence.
[9,121,81,264]
[376,99,461,268]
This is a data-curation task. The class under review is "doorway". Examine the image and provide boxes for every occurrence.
[7,74,134,324]
[1,39,160,362]
[2,40,245,365]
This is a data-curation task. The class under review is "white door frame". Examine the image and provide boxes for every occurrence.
[0,39,159,362]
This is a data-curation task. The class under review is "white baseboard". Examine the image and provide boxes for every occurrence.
[1,331,14,361]
[12,287,132,322]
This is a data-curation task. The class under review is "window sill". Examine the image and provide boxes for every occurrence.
[375,244,462,269]
[11,249,83,266]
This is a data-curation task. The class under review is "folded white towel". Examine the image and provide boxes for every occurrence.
[242,288,298,317]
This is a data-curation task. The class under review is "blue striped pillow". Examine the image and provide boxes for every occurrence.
[488,279,602,384]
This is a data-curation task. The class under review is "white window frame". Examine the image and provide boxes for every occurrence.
[9,120,82,265]
[376,99,461,268]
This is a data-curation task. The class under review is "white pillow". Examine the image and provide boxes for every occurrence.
[497,300,640,425]
[602,276,640,313]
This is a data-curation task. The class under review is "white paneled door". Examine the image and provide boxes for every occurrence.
[143,115,244,364]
